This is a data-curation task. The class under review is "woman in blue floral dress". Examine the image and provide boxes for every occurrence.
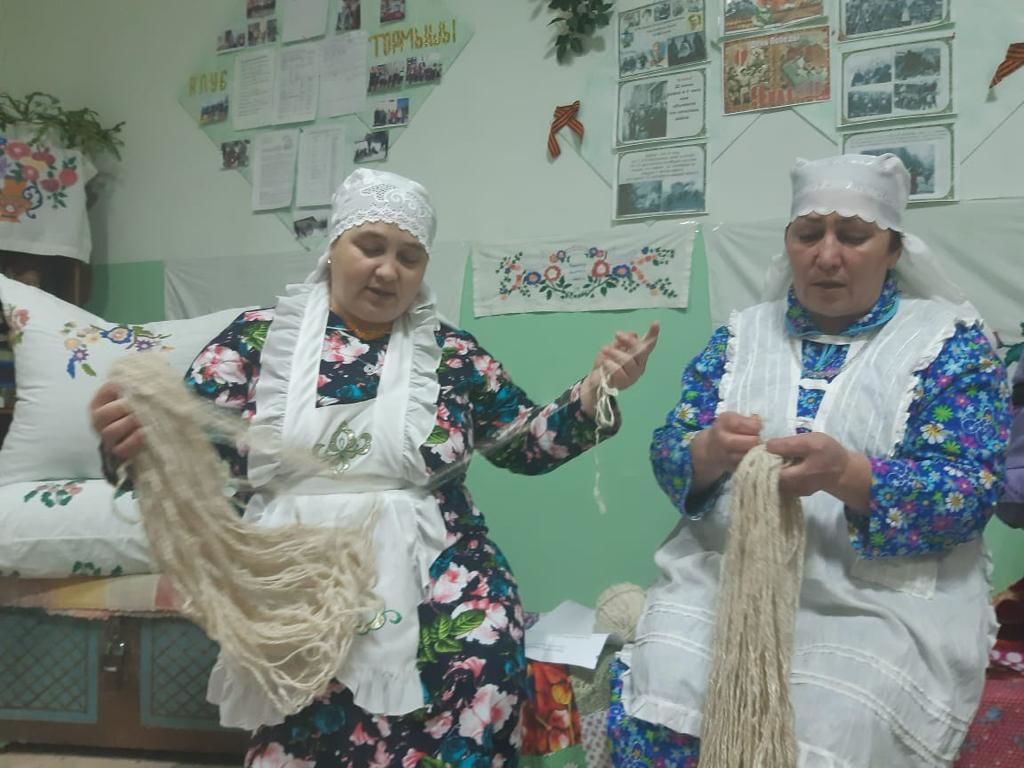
[609,155,1012,767]
[91,169,657,768]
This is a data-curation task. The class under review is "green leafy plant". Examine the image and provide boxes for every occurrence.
[996,323,1024,366]
[0,92,124,161]
[547,0,615,62]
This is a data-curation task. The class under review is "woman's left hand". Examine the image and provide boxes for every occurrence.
[581,322,660,416]
[765,432,851,497]
[593,322,661,389]
[765,432,872,512]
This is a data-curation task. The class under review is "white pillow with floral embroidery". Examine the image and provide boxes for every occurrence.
[0,274,250,484]
[0,479,153,577]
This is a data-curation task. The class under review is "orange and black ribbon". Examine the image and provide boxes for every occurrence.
[548,100,584,159]
[991,43,1024,88]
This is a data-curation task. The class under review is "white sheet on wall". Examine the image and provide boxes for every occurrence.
[704,197,1024,344]
[472,222,695,317]
[164,241,470,323]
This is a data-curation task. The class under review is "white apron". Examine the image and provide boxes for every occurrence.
[621,298,997,768]
[207,280,446,730]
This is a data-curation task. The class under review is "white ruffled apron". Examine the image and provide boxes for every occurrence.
[207,280,445,730]
[622,298,997,768]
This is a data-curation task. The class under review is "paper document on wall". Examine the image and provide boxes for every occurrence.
[296,125,346,208]
[252,129,299,211]
[319,32,369,118]
[274,42,320,124]
[233,49,276,130]
[281,0,328,42]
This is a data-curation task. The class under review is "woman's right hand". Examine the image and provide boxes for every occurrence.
[89,382,145,462]
[689,412,762,490]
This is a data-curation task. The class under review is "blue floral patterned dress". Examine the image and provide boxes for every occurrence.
[183,308,614,768]
[607,277,1012,767]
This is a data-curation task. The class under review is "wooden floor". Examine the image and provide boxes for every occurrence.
[0,748,236,768]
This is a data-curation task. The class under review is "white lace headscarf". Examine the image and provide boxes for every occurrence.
[305,168,437,284]
[762,153,968,307]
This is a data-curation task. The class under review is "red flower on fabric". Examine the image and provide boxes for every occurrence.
[40,178,60,193]
[5,142,31,160]
[544,266,562,282]
[31,150,55,165]
[58,168,78,187]
[21,166,39,181]
[592,260,610,277]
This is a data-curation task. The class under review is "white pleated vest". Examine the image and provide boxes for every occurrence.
[621,297,997,768]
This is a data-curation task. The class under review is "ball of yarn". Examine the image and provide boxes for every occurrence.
[595,582,646,644]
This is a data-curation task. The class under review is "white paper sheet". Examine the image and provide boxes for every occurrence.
[280,0,328,42]
[525,601,609,669]
[273,42,320,124]
[530,601,598,636]
[233,49,277,130]
[524,634,609,669]
[251,129,299,211]
[296,125,346,208]
[319,31,369,118]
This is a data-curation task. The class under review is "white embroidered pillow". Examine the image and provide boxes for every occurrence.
[0,274,250,484]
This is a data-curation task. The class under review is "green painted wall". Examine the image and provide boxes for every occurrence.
[91,246,1024,610]
[86,261,165,324]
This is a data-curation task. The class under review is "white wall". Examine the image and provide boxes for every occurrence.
[2,0,1022,268]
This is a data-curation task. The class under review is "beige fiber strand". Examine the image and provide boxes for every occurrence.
[109,353,381,719]
[700,444,806,768]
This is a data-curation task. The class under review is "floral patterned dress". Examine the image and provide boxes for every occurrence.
[184,308,613,768]
[607,277,1012,767]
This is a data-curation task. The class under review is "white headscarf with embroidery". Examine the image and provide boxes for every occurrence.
[306,168,438,284]
[762,153,969,308]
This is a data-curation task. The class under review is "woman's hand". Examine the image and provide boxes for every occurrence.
[766,432,871,511]
[581,322,660,415]
[689,412,762,491]
[89,382,145,462]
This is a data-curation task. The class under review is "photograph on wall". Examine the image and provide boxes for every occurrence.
[841,38,952,125]
[724,0,825,35]
[380,0,406,24]
[406,54,443,85]
[221,139,251,170]
[217,28,247,54]
[723,26,830,114]
[617,69,706,147]
[614,143,706,220]
[353,130,389,162]
[336,0,361,31]
[293,211,329,241]
[368,61,405,93]
[372,97,410,128]
[843,123,954,201]
[248,18,279,47]
[618,0,707,79]
[840,0,949,39]
[199,95,229,126]
[247,0,276,19]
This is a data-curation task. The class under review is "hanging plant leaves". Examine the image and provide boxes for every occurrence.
[544,0,615,64]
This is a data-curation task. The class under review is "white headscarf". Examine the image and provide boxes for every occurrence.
[762,153,968,307]
[305,168,438,284]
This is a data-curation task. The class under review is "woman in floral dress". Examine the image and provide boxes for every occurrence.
[91,169,658,768]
